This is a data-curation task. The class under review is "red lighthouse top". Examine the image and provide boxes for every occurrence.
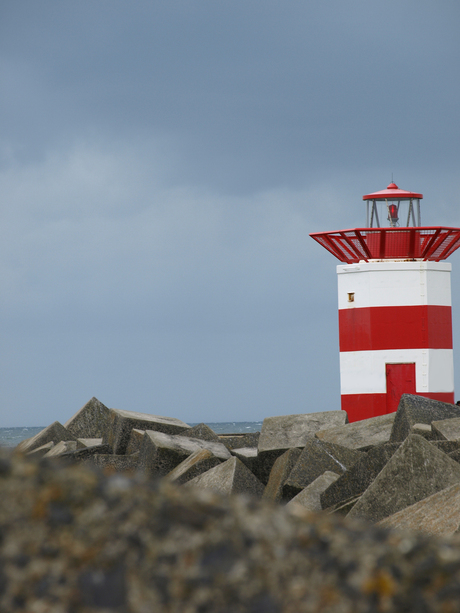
[363,182,423,201]
[310,182,460,263]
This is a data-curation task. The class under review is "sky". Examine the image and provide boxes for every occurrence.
[1,1,460,427]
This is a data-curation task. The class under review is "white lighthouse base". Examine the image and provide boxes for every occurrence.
[337,260,455,421]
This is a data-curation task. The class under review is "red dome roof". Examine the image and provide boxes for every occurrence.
[363,182,423,201]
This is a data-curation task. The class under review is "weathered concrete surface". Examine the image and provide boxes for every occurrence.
[320,443,400,510]
[379,483,460,536]
[138,431,231,477]
[185,423,221,443]
[64,397,111,439]
[16,421,76,454]
[262,448,302,503]
[84,453,139,474]
[283,439,363,500]
[25,441,55,458]
[76,438,103,449]
[186,456,264,497]
[59,444,112,463]
[432,440,460,454]
[286,471,340,512]
[259,411,348,455]
[327,495,362,516]
[102,409,191,455]
[165,449,222,485]
[390,394,460,443]
[410,423,434,439]
[348,434,460,523]
[431,416,460,441]
[230,447,260,478]
[126,429,145,455]
[219,432,260,450]
[257,411,347,483]
[315,412,395,451]
[44,441,77,457]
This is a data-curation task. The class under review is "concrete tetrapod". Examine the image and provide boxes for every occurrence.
[165,449,222,485]
[186,456,265,497]
[390,394,460,443]
[286,471,340,512]
[348,434,460,523]
[378,482,460,536]
[16,421,76,454]
[103,409,191,455]
[431,416,460,441]
[283,438,363,500]
[315,412,395,451]
[262,448,302,503]
[320,443,401,511]
[64,397,111,439]
[257,411,347,483]
[138,431,231,477]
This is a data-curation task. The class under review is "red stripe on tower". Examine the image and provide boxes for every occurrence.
[338,305,453,352]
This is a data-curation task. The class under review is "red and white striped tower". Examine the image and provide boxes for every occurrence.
[310,183,460,422]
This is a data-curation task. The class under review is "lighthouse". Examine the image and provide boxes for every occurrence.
[310,183,460,422]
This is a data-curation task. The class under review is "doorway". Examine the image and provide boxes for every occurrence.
[385,363,416,414]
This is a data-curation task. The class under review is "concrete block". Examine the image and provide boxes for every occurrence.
[390,394,460,443]
[165,449,222,485]
[185,423,221,443]
[76,438,103,449]
[59,444,112,463]
[315,412,395,451]
[431,416,460,441]
[327,495,362,516]
[186,457,265,497]
[64,397,111,439]
[320,443,400,510]
[257,411,347,484]
[16,421,76,454]
[379,483,460,536]
[126,429,145,455]
[138,431,231,477]
[25,441,55,458]
[411,423,434,439]
[348,434,460,523]
[431,440,460,454]
[262,448,301,503]
[449,449,460,464]
[286,471,340,512]
[283,439,363,500]
[44,441,77,457]
[230,447,259,476]
[219,432,260,450]
[102,409,191,455]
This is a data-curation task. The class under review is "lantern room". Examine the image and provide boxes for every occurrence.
[310,183,460,263]
[364,182,422,228]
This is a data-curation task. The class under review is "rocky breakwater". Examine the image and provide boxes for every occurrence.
[6,394,460,610]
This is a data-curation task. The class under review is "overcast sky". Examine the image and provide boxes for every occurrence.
[1,1,460,427]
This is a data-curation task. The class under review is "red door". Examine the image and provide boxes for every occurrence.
[385,363,416,414]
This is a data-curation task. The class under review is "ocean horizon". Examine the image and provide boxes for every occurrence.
[0,421,263,448]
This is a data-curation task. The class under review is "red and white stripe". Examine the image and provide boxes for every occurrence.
[338,261,454,421]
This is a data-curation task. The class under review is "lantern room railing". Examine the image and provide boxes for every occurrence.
[310,227,460,264]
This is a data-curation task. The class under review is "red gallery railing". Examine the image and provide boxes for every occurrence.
[309,227,460,264]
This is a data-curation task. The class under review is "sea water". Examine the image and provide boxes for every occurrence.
[0,422,263,448]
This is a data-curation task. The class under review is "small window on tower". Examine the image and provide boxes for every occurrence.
[348,292,355,302]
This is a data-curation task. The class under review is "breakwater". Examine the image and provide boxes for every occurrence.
[5,394,460,611]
